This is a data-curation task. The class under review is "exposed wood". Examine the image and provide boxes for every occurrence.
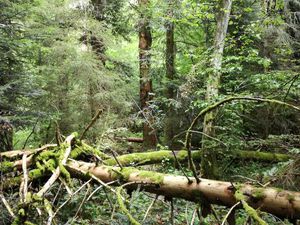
[126,137,144,143]
[66,160,300,220]
[0,144,57,159]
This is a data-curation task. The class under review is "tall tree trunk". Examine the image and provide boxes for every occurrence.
[201,0,232,178]
[138,0,157,149]
[0,119,13,151]
[164,0,178,148]
[200,0,232,219]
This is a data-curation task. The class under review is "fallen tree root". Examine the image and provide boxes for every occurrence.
[66,160,300,220]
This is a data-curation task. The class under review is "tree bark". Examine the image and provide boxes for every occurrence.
[1,143,299,222]
[138,0,157,149]
[201,0,233,179]
[66,160,300,220]
[103,149,291,166]
[164,0,178,149]
[0,119,13,152]
[1,147,290,173]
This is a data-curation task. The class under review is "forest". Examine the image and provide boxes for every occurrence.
[0,0,300,224]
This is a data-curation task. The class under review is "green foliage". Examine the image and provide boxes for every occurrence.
[1,0,300,224]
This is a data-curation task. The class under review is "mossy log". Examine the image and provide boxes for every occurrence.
[66,160,300,220]
[103,149,291,166]
[0,141,298,222]
[1,147,290,174]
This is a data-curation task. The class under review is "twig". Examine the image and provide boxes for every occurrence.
[185,96,300,183]
[221,202,240,225]
[21,154,28,203]
[59,177,73,196]
[86,181,117,201]
[72,183,91,221]
[243,216,250,225]
[231,175,264,187]
[170,198,175,225]
[190,208,197,225]
[196,207,202,224]
[142,195,158,222]
[52,183,63,205]
[170,149,192,183]
[211,205,221,224]
[0,193,16,218]
[103,187,115,213]
[116,182,142,225]
[284,74,300,101]
[49,179,93,224]
[44,198,54,225]
[80,109,103,140]
[111,149,123,170]
[22,119,39,149]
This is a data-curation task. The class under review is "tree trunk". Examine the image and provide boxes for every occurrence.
[0,119,13,152]
[1,142,299,222]
[201,0,232,179]
[138,0,157,149]
[103,149,290,166]
[1,147,290,172]
[66,160,300,220]
[164,0,179,149]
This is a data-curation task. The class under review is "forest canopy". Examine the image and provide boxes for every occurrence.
[0,0,300,224]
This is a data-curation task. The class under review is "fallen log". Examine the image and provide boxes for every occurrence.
[126,137,144,143]
[1,147,290,174]
[66,159,300,220]
[0,141,298,223]
[103,149,291,166]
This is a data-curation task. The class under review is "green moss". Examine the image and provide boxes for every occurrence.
[59,163,72,185]
[235,151,290,162]
[37,150,58,161]
[25,192,32,203]
[29,168,44,179]
[241,200,267,225]
[176,150,188,161]
[287,194,295,202]
[18,208,25,217]
[235,189,267,225]
[0,161,14,173]
[110,167,164,184]
[116,186,141,225]
[70,143,110,160]
[24,221,36,225]
[69,147,85,159]
[137,171,164,184]
[33,195,43,202]
[252,188,266,200]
